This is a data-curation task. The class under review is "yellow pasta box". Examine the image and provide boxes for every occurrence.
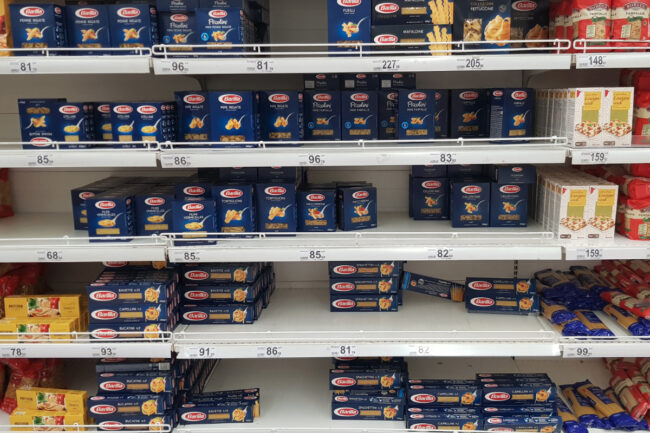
[0,317,78,341]
[10,410,88,430]
[5,294,84,319]
[16,388,88,413]
[0,0,11,55]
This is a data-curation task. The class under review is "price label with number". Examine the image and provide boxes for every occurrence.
[409,345,433,356]
[330,345,357,357]
[576,54,607,69]
[429,152,457,165]
[0,346,27,358]
[92,346,119,358]
[161,154,193,168]
[171,250,201,263]
[428,248,454,260]
[28,154,54,167]
[257,346,283,358]
[36,250,63,262]
[183,346,217,359]
[578,248,603,260]
[299,154,326,166]
[10,61,37,74]
[564,345,593,358]
[246,59,276,73]
[373,59,401,72]
[457,56,486,71]
[164,60,190,74]
[300,250,326,261]
[578,150,609,165]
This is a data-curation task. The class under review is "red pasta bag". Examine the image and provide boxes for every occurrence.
[634,91,650,145]
[625,197,650,239]
[572,0,612,52]
[602,290,650,318]
[622,176,650,199]
[611,0,650,48]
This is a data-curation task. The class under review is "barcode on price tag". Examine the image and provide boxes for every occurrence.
[430,152,457,164]
[577,150,608,165]
[330,345,357,357]
[257,346,283,358]
[161,154,193,168]
[576,54,607,69]
[246,59,276,73]
[564,345,594,358]
[299,154,326,166]
[10,61,37,73]
[299,250,327,261]
[0,346,28,358]
[36,250,63,262]
[170,250,201,263]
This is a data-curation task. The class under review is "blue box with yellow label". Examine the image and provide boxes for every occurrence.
[96,371,173,394]
[108,4,158,51]
[10,3,67,54]
[212,184,255,233]
[172,198,217,244]
[450,89,489,139]
[178,402,254,423]
[337,185,377,231]
[407,380,481,406]
[71,186,108,230]
[195,6,249,52]
[95,103,113,141]
[89,299,173,323]
[259,91,303,144]
[304,91,341,141]
[256,182,296,232]
[450,180,490,228]
[86,188,140,242]
[378,90,398,140]
[135,187,174,236]
[490,183,528,228]
[329,261,402,278]
[410,176,449,220]
[398,89,436,140]
[328,0,371,52]
[342,91,378,140]
[483,416,561,433]
[210,91,257,145]
[330,277,400,294]
[330,369,404,389]
[159,11,196,50]
[57,102,95,146]
[18,98,65,148]
[480,383,556,406]
[175,91,210,142]
[490,88,534,143]
[342,73,380,90]
[65,4,110,55]
[298,187,336,232]
[331,293,399,312]
[180,300,262,324]
[156,0,199,12]
[465,277,539,315]
[111,103,163,147]
[332,395,404,420]
[406,414,482,431]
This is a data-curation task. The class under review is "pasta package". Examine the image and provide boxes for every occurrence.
[557,399,589,433]
[329,262,402,278]
[453,0,512,49]
[10,410,88,431]
[180,282,262,303]
[210,91,257,144]
[575,380,640,429]
[481,405,556,416]
[406,413,481,430]
[95,414,173,431]
[371,24,451,55]
[327,0,371,52]
[609,370,649,420]
[88,395,168,417]
[574,310,615,336]
[255,182,298,232]
[108,4,158,51]
[330,277,400,295]
[572,0,612,52]
[371,0,454,24]
[483,416,562,433]
[180,299,263,324]
[330,294,398,312]
[562,384,609,428]
[480,382,556,406]
[16,388,87,413]
[408,380,481,406]
[182,263,261,284]
[4,295,84,319]
[510,0,550,49]
[96,372,172,394]
[332,395,404,420]
[178,402,254,424]
[330,369,404,390]
[9,3,66,55]
[65,4,111,55]
[401,272,464,301]
[89,322,171,340]
[88,301,174,323]
[601,290,650,318]
[0,317,79,341]
[611,0,650,48]
[604,304,650,335]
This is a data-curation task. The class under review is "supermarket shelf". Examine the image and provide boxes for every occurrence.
[174,287,560,359]
[564,235,650,260]
[166,214,561,263]
[569,146,650,165]
[160,139,568,168]
[0,213,167,263]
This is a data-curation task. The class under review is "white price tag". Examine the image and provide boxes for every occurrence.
[0,346,28,358]
[563,345,593,358]
[36,250,63,262]
[170,250,201,263]
[330,345,357,357]
[457,56,486,71]
[161,154,193,168]
[91,346,120,358]
[160,60,190,74]
[575,248,603,260]
[300,250,327,261]
[182,346,217,359]
[429,152,457,164]
[373,59,401,72]
[10,61,37,73]
[428,248,454,260]
[577,150,609,165]
[257,346,283,358]
[298,153,326,166]
[576,54,607,69]
[246,59,276,73]
[409,345,433,356]
[28,154,54,167]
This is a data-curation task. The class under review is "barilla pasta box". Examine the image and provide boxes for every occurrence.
[371,23,452,54]
[481,405,557,416]
[88,394,167,417]
[465,278,539,315]
[380,72,416,89]
[108,4,159,50]
[398,89,436,140]
[490,183,528,227]
[342,91,378,140]
[490,88,534,143]
[330,277,400,294]
[450,89,490,138]
[481,383,556,405]
[406,407,481,416]
[510,0,549,49]
[209,91,257,145]
[465,277,536,296]
[180,299,262,324]
[65,4,110,55]
[159,12,196,49]
[328,0,371,52]
[331,294,398,311]
[10,3,66,54]
[371,0,455,24]
[298,186,336,232]
[489,164,536,184]
[410,176,449,220]
[401,272,464,301]
[195,7,249,52]
[342,73,380,90]
[256,182,297,232]
[175,92,209,142]
[96,372,173,394]
[304,73,340,90]
[483,416,562,433]
[453,0,511,49]
[93,413,174,430]
[329,261,402,278]
[407,414,481,430]
[434,89,450,138]
[88,300,173,323]
[304,91,342,141]
[337,185,377,230]
[180,282,262,303]
[135,187,175,236]
[407,380,481,406]
[133,102,167,143]
[86,189,140,241]
[171,198,217,243]
[412,165,447,177]
[111,103,138,145]
[332,396,404,420]
[156,0,199,13]
[212,184,255,233]
[71,185,108,230]
[18,98,65,149]
[95,359,172,373]
[182,263,260,284]
[178,402,254,423]
[450,180,490,227]
[330,369,404,389]
[175,181,212,199]
[89,322,170,339]
[259,91,303,143]
[87,281,174,304]
[378,90,398,140]
[57,102,95,146]
[95,103,113,141]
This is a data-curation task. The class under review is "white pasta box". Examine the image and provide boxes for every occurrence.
[568,88,605,147]
[585,181,618,239]
[602,87,634,147]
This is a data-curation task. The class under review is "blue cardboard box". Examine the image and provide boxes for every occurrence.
[331,294,398,312]
[156,0,199,12]
[172,198,217,241]
[412,165,447,177]
[212,184,255,233]
[490,183,528,227]
[407,380,481,406]
[490,88,535,143]
[398,89,436,140]
[71,186,108,230]
[86,188,140,242]
[337,185,377,231]
[95,103,113,141]
[195,6,250,52]
[180,282,262,303]
[57,102,95,145]
[18,98,65,148]
[108,4,159,51]
[258,167,298,182]
[329,261,402,278]
[180,300,262,324]
[410,177,449,220]
[304,91,341,141]
[483,416,561,433]
[328,0,371,52]
[159,12,196,49]
[256,182,297,232]
[209,91,256,145]
[450,180,490,227]
[371,24,452,52]
[371,0,445,24]
[465,277,539,315]
[298,187,337,232]
[489,164,537,184]
[178,402,254,423]
[219,167,257,182]
[450,89,490,139]
[434,90,450,139]
[332,395,404,420]
[259,91,303,143]
[330,277,400,294]
[65,4,110,55]
[407,414,482,430]
[342,73,380,90]
[304,74,340,90]
[135,188,175,236]
[378,90,398,140]
[379,73,416,89]
[111,102,167,147]
[89,299,173,323]
[10,4,67,54]
[448,164,483,178]
[175,91,210,142]
[342,91,378,140]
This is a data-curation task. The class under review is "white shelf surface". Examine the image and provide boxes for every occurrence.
[564,235,650,260]
[0,54,152,75]
[174,287,560,359]
[0,144,159,168]
[570,146,650,165]
[0,213,167,263]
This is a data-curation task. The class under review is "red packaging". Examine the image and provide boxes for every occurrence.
[625,164,650,178]
[634,90,650,145]
[601,290,650,317]
[624,197,650,239]
[627,260,650,283]
[635,72,650,91]
[627,367,650,403]
[563,0,575,50]
[550,1,560,41]
[611,0,650,48]
[610,369,649,420]
[572,0,612,51]
[614,260,645,284]
[602,261,635,286]
[595,265,619,285]
[622,176,650,199]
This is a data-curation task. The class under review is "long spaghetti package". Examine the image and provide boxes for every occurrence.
[604,304,650,335]
[562,384,609,428]
[601,290,650,318]
[609,369,649,420]
[557,399,589,433]
[576,380,639,429]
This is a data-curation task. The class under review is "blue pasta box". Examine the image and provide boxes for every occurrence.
[465,278,536,296]
[219,167,257,182]
[450,89,490,139]
[453,0,511,50]
[159,12,196,50]
[18,98,65,148]
[398,89,436,140]
[57,102,95,146]
[111,103,138,145]
[331,294,398,312]
[178,402,254,423]
[490,88,534,143]
[95,103,113,141]
[481,383,556,405]
[256,182,297,232]
[412,165,447,177]
[328,0,371,52]
[330,369,404,389]
[95,414,176,431]
[378,90,398,140]
[133,102,166,143]
[156,0,199,12]
[482,406,557,416]
[342,91,378,140]
[489,164,536,184]
[87,281,174,304]
[175,182,212,199]
[96,372,173,394]
[490,183,528,227]
[450,180,490,228]
[259,91,303,144]
[89,300,172,323]
[330,277,400,294]
[448,164,483,178]
[212,184,255,233]
[304,74,340,91]
[180,299,262,324]
[337,185,377,231]
[410,176,449,220]
[86,189,140,242]
[172,199,217,243]
[180,282,262,303]
[71,186,108,230]
[298,187,336,232]
[209,91,256,145]
[332,395,404,420]
[434,90,450,138]
[407,380,481,406]
[329,261,402,278]
[195,6,250,52]
[304,91,341,141]
[371,0,455,25]
[175,92,210,142]
[182,263,261,284]
[258,167,298,182]
[465,277,539,315]
[10,3,66,54]
[483,416,561,433]
[88,394,168,417]
[65,4,110,55]
[380,73,416,89]
[135,187,175,236]
[342,73,380,90]
[401,272,463,301]
[108,4,159,51]
[407,407,481,416]
[407,414,482,430]
[371,24,452,53]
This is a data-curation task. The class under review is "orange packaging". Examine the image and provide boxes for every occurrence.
[611,0,650,48]
[572,0,612,52]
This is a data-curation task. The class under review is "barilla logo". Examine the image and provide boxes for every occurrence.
[334,396,348,402]
[316,74,327,79]
[185,271,209,281]
[408,408,423,413]
[20,7,44,16]
[91,328,118,339]
[117,7,140,18]
[307,194,325,202]
[104,261,127,267]
[351,93,369,102]
[269,94,290,104]
[411,423,436,430]
[388,92,398,101]
[334,265,357,274]
[184,94,205,104]
[184,186,205,196]
[486,392,511,402]
[98,104,110,113]
[92,310,118,320]
[145,197,165,206]
[182,203,204,212]
[409,92,427,101]
[219,94,243,105]
[208,9,227,18]
[513,0,537,11]
[221,189,243,198]
[183,311,208,321]
[493,90,504,97]
[137,105,157,115]
[99,381,126,391]
[334,407,359,417]
[512,167,523,172]
[337,0,362,6]
[375,2,399,13]
[114,105,133,114]
[461,186,482,194]
[470,297,495,307]
[185,290,209,300]
[332,299,356,309]
[314,93,332,102]
[90,405,116,415]
[393,73,403,78]
[79,192,95,200]
[265,186,287,196]
[352,191,369,199]
[411,394,436,404]
[89,291,118,302]
[90,396,106,401]
[30,137,52,146]
[484,407,498,412]
[500,185,521,194]
[375,34,398,44]
[460,91,479,100]
[332,282,355,292]
[76,8,99,18]
[410,414,424,419]
[171,13,188,22]
[59,105,80,114]
[512,91,528,100]
[468,281,492,290]
[488,418,503,424]
[99,422,123,431]
[422,180,441,189]
[181,412,208,422]
[356,74,367,79]
[95,201,116,210]
[331,377,357,387]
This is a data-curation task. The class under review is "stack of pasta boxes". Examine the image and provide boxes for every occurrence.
[86,263,180,340]
[10,388,89,430]
[406,373,561,432]
[90,357,216,430]
[178,388,260,424]
[331,357,407,421]
[179,263,275,325]
[328,261,404,312]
